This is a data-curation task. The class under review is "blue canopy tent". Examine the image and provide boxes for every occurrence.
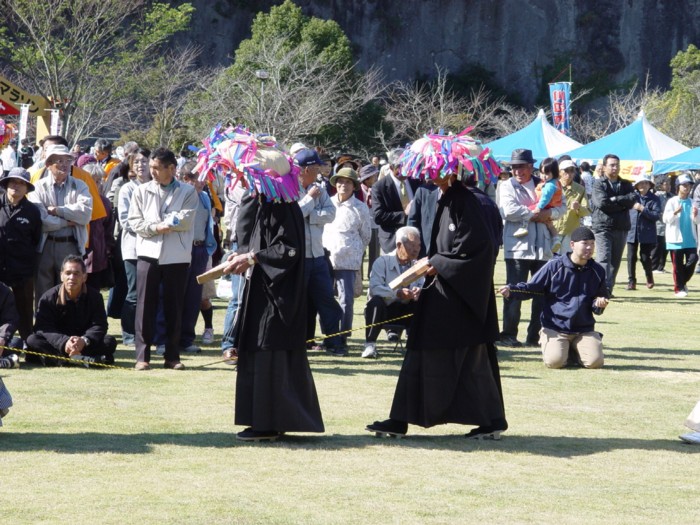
[484,109,582,165]
[565,111,688,177]
[652,146,700,174]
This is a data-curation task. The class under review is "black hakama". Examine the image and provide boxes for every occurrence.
[389,183,506,428]
[234,198,324,433]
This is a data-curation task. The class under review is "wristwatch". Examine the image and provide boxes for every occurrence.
[81,336,91,347]
[247,252,256,266]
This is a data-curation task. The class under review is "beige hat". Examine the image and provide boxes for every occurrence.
[44,144,74,165]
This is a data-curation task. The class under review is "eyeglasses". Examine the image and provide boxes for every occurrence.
[50,157,73,166]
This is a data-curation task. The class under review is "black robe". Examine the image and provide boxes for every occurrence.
[389,183,505,428]
[234,197,324,433]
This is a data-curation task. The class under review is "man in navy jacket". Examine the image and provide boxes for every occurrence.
[499,227,609,369]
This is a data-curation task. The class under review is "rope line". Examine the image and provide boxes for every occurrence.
[304,313,415,344]
[2,299,692,370]
[1,346,130,370]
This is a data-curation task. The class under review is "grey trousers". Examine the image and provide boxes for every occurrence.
[594,229,627,293]
[35,238,81,308]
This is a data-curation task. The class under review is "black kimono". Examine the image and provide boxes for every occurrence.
[389,182,506,429]
[234,197,324,433]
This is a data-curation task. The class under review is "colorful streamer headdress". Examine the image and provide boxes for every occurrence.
[193,124,301,203]
[398,128,500,185]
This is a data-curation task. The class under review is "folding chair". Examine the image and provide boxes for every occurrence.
[382,323,406,354]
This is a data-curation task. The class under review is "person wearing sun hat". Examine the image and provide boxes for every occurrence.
[27,143,93,310]
[323,167,372,353]
[28,135,107,224]
[662,172,700,297]
[499,226,609,369]
[554,159,590,253]
[0,167,42,348]
[499,148,567,348]
[626,173,661,290]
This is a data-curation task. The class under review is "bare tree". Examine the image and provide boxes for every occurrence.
[139,45,201,147]
[0,0,193,142]
[569,80,660,143]
[184,36,385,147]
[376,66,510,149]
[487,104,540,140]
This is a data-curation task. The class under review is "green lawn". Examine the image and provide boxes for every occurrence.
[2,257,699,524]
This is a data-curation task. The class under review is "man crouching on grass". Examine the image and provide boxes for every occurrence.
[499,226,609,369]
[26,255,116,367]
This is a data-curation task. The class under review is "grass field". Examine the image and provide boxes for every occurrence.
[2,256,699,524]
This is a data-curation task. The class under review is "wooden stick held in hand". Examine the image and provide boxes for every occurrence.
[196,260,230,284]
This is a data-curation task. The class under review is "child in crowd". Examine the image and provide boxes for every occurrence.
[513,157,564,252]
[662,172,700,297]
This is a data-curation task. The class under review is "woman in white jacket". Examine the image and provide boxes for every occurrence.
[662,173,700,297]
[323,167,371,353]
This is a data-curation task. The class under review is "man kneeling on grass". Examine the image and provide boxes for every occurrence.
[26,255,116,367]
[499,226,609,369]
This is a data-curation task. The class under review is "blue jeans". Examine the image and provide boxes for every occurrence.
[121,259,137,341]
[501,258,545,343]
[222,246,243,352]
[304,257,342,348]
[334,269,355,345]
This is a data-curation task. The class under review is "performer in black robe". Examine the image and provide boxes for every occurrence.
[225,196,324,441]
[367,176,507,439]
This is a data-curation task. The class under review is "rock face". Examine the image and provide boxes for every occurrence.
[176,0,700,104]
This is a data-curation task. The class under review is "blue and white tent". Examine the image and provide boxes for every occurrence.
[484,109,582,164]
[652,146,700,174]
[565,111,689,167]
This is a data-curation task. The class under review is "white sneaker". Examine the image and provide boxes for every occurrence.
[70,355,102,368]
[675,290,688,298]
[362,343,377,359]
[156,345,165,356]
[202,328,214,344]
[679,431,700,444]
[513,227,529,238]
[0,353,19,369]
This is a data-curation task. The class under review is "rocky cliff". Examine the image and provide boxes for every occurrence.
[174,0,700,105]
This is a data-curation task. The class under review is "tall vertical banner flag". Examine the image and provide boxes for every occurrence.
[18,104,29,144]
[49,109,61,136]
[549,82,572,135]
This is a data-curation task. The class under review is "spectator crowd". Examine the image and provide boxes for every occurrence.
[0,135,698,437]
